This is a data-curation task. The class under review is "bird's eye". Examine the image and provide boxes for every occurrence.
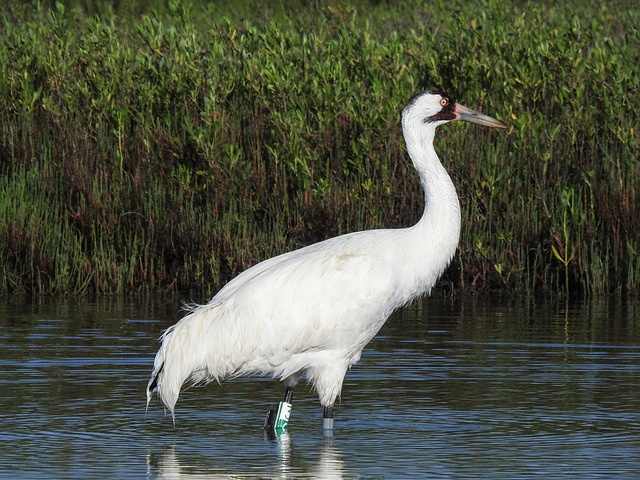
[440,98,448,107]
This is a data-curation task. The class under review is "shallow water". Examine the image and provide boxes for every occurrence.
[0,296,639,479]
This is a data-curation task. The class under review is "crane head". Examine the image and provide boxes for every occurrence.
[403,90,507,129]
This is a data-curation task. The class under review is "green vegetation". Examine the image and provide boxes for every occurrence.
[1,0,639,298]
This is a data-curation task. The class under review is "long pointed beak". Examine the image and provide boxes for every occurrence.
[455,103,507,129]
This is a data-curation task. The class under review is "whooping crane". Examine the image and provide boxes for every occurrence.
[146,90,507,433]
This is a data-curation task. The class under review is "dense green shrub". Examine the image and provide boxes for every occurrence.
[0,0,638,297]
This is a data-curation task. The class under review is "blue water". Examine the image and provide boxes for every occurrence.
[0,296,639,478]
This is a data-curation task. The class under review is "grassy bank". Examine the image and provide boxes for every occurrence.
[0,0,639,297]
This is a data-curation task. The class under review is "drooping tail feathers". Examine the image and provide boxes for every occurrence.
[145,302,229,420]
[146,299,316,420]
[145,321,188,420]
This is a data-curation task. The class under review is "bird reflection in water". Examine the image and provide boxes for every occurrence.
[146,434,348,479]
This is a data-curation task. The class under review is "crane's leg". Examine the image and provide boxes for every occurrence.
[322,405,334,430]
[283,385,294,403]
[264,374,301,435]
[314,361,347,433]
[264,386,294,433]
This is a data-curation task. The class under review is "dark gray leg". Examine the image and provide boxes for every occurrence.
[283,386,294,404]
[322,406,334,430]
[265,385,295,433]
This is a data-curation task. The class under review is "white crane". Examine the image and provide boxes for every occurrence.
[146,91,506,432]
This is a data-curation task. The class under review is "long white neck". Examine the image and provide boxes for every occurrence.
[401,121,461,296]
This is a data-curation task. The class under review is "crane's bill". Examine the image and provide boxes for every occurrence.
[455,104,507,129]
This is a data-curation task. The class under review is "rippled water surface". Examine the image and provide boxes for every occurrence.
[1,296,639,479]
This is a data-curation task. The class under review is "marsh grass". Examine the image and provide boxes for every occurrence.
[0,0,639,297]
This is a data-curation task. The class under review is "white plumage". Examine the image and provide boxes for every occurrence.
[146,91,506,429]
